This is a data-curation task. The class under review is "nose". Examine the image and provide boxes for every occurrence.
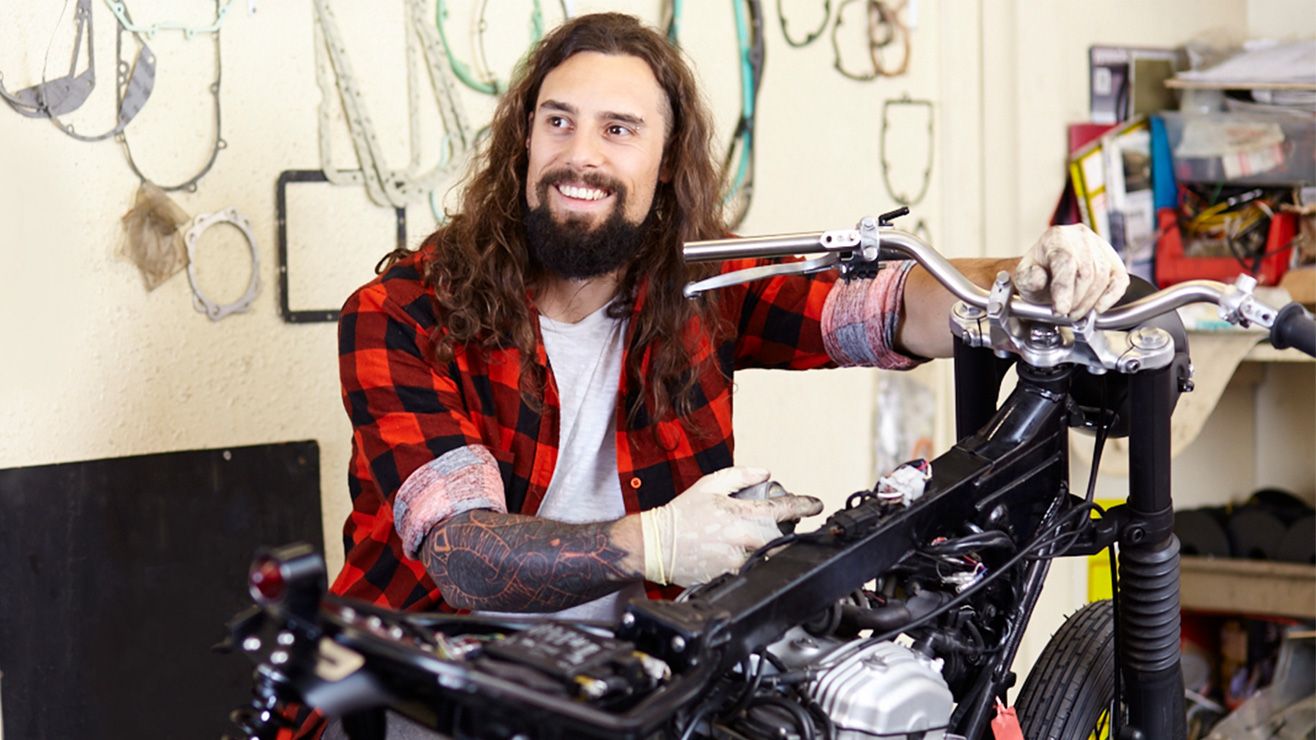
[563,130,604,169]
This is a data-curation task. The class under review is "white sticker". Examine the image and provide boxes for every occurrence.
[315,638,366,682]
[1093,67,1113,95]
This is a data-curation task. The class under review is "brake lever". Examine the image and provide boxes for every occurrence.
[683,253,841,298]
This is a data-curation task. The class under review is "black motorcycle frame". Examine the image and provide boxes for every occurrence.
[229,332,1188,740]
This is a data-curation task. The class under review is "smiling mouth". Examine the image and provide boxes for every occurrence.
[554,182,613,202]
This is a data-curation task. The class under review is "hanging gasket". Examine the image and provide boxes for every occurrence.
[668,0,764,230]
[101,0,235,39]
[36,3,158,143]
[185,208,261,321]
[276,170,407,324]
[880,93,933,206]
[830,0,910,82]
[314,0,473,209]
[0,0,96,118]
[473,0,568,95]
[434,0,566,96]
[112,0,225,192]
[869,0,910,77]
[776,0,830,49]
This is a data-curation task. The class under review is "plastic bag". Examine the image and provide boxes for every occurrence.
[118,181,189,290]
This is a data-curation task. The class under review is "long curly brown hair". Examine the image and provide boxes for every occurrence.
[405,13,729,422]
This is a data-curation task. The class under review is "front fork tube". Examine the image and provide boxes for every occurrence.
[1119,365,1186,740]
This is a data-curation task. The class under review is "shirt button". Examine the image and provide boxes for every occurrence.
[629,477,642,489]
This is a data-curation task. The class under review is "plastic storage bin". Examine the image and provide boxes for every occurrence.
[1157,110,1316,186]
[1155,207,1296,287]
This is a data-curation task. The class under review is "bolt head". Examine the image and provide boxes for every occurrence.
[1027,325,1062,348]
[954,302,985,319]
[242,636,262,653]
[670,636,686,653]
[620,612,636,628]
[1130,327,1170,351]
[270,650,289,665]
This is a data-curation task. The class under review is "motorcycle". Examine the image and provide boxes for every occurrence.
[223,208,1316,739]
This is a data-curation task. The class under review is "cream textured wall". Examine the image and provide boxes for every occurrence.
[0,0,953,577]
[0,0,1289,730]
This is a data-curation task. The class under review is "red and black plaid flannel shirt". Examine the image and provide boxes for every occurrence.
[329,246,867,611]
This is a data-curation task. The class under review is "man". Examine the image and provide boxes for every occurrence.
[330,13,1127,624]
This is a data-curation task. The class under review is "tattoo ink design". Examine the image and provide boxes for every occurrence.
[421,510,639,611]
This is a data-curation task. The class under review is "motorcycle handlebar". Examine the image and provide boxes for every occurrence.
[1271,302,1316,356]
[684,227,1315,352]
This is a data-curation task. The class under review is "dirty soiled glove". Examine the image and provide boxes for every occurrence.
[640,467,823,587]
[1014,224,1130,319]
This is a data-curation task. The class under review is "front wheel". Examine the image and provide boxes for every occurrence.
[1015,600,1121,740]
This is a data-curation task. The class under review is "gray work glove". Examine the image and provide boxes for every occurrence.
[640,467,823,587]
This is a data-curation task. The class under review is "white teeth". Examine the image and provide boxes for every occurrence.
[558,184,606,201]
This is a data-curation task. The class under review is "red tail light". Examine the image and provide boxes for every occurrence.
[249,556,286,604]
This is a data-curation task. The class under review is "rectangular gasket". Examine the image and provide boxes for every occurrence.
[276,169,406,323]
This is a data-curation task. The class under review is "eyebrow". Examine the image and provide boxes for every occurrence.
[539,99,646,129]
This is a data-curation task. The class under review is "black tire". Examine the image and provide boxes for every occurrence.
[1015,600,1119,740]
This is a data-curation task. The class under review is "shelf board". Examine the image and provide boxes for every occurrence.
[1185,330,1315,364]
[1165,79,1316,91]
[1244,340,1316,363]
[1180,556,1316,619]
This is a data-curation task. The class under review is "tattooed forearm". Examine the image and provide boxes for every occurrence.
[420,509,644,612]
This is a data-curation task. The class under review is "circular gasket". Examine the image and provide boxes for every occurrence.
[184,208,260,321]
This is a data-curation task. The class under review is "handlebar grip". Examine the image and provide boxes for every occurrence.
[1271,302,1316,357]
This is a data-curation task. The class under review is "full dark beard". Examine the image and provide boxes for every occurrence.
[524,173,651,280]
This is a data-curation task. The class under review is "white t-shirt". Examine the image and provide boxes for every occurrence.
[483,302,645,624]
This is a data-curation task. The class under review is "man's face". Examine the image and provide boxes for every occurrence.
[525,51,669,232]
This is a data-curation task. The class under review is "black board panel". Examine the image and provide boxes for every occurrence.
[0,441,324,739]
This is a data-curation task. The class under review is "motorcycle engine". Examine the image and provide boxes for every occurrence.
[768,628,954,739]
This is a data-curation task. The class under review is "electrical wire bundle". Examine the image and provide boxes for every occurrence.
[1179,185,1292,274]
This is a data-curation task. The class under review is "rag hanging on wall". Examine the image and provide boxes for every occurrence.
[118,181,190,290]
[666,0,764,230]
[830,0,910,82]
[313,0,474,210]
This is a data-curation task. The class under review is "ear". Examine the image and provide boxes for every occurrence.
[658,154,672,184]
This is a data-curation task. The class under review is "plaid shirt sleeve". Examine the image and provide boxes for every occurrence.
[338,276,506,567]
[725,258,925,371]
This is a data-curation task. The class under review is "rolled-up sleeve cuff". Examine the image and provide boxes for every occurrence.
[821,261,927,370]
[394,444,507,558]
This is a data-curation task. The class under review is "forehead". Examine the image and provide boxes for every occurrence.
[536,51,671,127]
